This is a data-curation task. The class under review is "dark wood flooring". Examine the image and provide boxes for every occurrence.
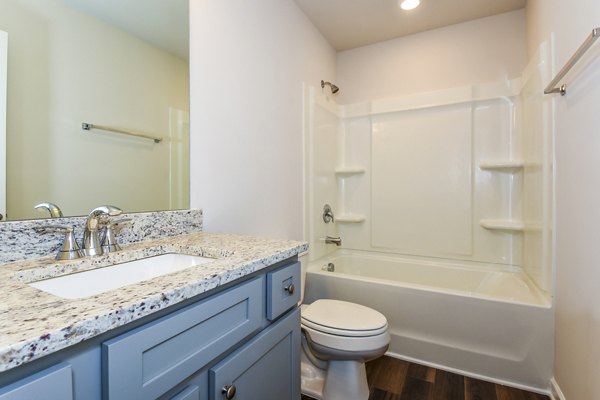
[301,356,550,400]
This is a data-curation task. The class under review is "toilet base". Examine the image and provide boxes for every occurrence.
[323,360,369,400]
[301,347,370,400]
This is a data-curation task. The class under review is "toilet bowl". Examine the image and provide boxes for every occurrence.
[300,299,390,400]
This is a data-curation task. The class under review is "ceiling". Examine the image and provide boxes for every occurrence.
[63,0,189,61]
[293,0,526,51]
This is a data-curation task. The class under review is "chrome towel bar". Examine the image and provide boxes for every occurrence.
[544,28,600,96]
[82,123,163,143]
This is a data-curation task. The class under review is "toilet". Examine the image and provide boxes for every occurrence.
[300,295,390,399]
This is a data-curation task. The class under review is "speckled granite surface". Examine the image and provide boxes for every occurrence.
[0,232,307,372]
[0,209,203,264]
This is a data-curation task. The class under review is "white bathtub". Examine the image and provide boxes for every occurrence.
[304,250,553,392]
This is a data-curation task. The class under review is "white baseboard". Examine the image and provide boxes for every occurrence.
[550,378,566,400]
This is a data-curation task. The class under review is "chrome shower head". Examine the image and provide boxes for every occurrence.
[321,80,339,94]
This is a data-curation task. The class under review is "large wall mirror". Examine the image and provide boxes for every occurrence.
[0,0,189,221]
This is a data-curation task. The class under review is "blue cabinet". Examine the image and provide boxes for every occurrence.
[209,308,300,400]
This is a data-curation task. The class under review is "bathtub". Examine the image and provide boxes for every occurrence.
[303,250,553,392]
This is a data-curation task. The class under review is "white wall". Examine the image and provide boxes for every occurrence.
[0,0,189,220]
[189,0,336,239]
[526,1,600,399]
[336,10,526,104]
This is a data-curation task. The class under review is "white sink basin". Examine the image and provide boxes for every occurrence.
[29,253,215,299]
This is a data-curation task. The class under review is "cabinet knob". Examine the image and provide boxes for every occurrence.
[222,384,237,399]
[284,283,295,295]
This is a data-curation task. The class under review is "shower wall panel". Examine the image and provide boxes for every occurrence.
[337,88,525,267]
[304,86,340,262]
[371,104,473,257]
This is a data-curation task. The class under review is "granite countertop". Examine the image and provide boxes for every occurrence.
[0,232,308,373]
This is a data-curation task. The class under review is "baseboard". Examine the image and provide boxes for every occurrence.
[385,351,552,397]
[550,378,566,400]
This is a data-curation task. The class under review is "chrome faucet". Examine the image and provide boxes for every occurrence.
[34,202,64,218]
[82,205,122,256]
[324,236,342,246]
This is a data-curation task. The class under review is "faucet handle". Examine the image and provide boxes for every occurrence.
[35,225,84,260]
[99,218,131,253]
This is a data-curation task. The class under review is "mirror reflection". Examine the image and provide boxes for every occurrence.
[0,0,190,221]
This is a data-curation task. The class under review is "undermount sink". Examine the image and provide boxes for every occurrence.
[29,253,215,299]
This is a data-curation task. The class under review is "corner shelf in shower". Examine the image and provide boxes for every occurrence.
[334,167,366,176]
[336,214,366,223]
[480,219,524,232]
[479,161,524,173]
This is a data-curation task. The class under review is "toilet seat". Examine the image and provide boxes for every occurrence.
[301,299,388,337]
[301,299,390,353]
[302,323,390,353]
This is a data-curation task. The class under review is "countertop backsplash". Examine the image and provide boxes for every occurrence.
[0,209,203,264]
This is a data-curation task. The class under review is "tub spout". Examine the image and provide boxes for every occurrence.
[323,236,342,246]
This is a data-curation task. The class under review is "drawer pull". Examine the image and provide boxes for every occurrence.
[284,283,295,295]
[222,384,237,399]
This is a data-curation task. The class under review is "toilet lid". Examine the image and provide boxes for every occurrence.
[301,299,388,336]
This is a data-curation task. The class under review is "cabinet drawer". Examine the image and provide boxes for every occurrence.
[103,277,263,400]
[170,385,200,400]
[209,308,300,400]
[0,363,73,400]
[266,262,300,320]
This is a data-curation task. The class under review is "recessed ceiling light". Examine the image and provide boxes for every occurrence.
[399,0,420,10]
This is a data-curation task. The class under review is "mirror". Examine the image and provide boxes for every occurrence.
[0,0,189,221]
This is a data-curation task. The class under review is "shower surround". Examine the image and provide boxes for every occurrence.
[303,44,554,391]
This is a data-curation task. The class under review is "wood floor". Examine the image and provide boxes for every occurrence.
[301,356,550,400]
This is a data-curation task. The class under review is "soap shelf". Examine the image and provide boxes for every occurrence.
[336,214,366,223]
[479,161,524,173]
[480,219,524,232]
[334,167,366,176]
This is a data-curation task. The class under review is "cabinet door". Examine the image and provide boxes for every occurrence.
[103,278,263,400]
[0,363,73,400]
[209,308,300,400]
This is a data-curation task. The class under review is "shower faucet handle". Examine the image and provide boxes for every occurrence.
[323,204,335,223]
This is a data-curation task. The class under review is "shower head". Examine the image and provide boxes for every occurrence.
[321,80,339,94]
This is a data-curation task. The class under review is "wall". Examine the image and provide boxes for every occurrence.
[336,10,526,104]
[526,1,600,399]
[0,0,189,220]
[189,0,336,240]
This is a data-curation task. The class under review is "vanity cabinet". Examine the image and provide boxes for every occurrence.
[0,259,301,400]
